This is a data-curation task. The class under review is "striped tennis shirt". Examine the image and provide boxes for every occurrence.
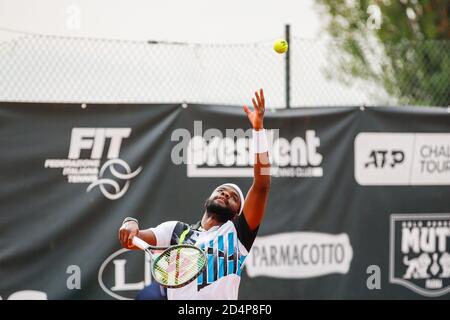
[149,213,258,300]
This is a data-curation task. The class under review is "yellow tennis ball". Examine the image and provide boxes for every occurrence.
[274,39,288,54]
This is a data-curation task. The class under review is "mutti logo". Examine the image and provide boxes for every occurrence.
[44,128,142,200]
[355,133,450,185]
[171,121,323,178]
[390,214,450,297]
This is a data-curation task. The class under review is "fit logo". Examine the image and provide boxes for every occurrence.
[45,127,141,200]
[68,128,131,159]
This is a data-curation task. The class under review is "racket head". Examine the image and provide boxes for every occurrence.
[151,244,207,289]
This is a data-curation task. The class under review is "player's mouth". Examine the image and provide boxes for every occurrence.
[215,196,228,206]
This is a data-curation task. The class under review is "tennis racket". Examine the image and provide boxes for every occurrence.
[132,236,207,289]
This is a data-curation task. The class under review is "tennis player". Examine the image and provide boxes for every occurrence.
[119,89,271,300]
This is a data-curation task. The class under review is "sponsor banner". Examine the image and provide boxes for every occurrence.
[0,102,179,300]
[44,128,142,200]
[171,121,324,178]
[390,214,450,297]
[98,249,152,300]
[412,134,450,185]
[355,133,450,185]
[2,103,450,299]
[246,232,353,279]
[0,291,48,300]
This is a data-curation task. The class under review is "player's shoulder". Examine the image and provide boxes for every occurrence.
[231,212,248,228]
[156,220,190,233]
[170,220,195,245]
[230,213,260,251]
[156,220,180,229]
[172,220,191,232]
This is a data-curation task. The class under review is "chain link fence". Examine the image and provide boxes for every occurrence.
[0,30,448,107]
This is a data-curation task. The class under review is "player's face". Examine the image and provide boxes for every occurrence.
[204,186,240,222]
[211,186,240,215]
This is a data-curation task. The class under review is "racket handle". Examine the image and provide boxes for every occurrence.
[132,236,150,250]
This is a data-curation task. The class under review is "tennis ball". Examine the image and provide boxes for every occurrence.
[274,39,288,54]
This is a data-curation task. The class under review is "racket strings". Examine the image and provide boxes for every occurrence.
[152,247,206,286]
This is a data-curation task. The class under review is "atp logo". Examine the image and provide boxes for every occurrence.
[355,133,450,186]
[365,150,405,168]
[45,128,142,200]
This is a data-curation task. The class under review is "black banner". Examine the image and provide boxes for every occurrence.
[1,102,449,299]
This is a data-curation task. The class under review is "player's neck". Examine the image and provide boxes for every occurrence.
[201,212,223,231]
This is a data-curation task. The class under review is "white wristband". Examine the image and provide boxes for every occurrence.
[252,129,269,154]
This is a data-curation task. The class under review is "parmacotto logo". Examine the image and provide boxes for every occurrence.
[44,128,142,200]
[171,121,323,178]
[246,232,353,279]
[355,133,450,185]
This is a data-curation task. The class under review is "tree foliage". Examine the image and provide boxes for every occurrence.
[316,0,450,106]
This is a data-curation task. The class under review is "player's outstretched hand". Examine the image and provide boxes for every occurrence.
[243,88,265,130]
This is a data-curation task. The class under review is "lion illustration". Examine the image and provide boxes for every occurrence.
[403,253,431,279]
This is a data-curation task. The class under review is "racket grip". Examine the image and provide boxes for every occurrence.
[132,236,150,250]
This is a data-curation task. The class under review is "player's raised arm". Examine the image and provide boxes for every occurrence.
[242,89,271,231]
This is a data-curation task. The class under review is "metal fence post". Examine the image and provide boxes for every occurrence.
[285,24,291,109]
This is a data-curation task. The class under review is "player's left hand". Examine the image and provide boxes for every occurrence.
[243,88,265,130]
